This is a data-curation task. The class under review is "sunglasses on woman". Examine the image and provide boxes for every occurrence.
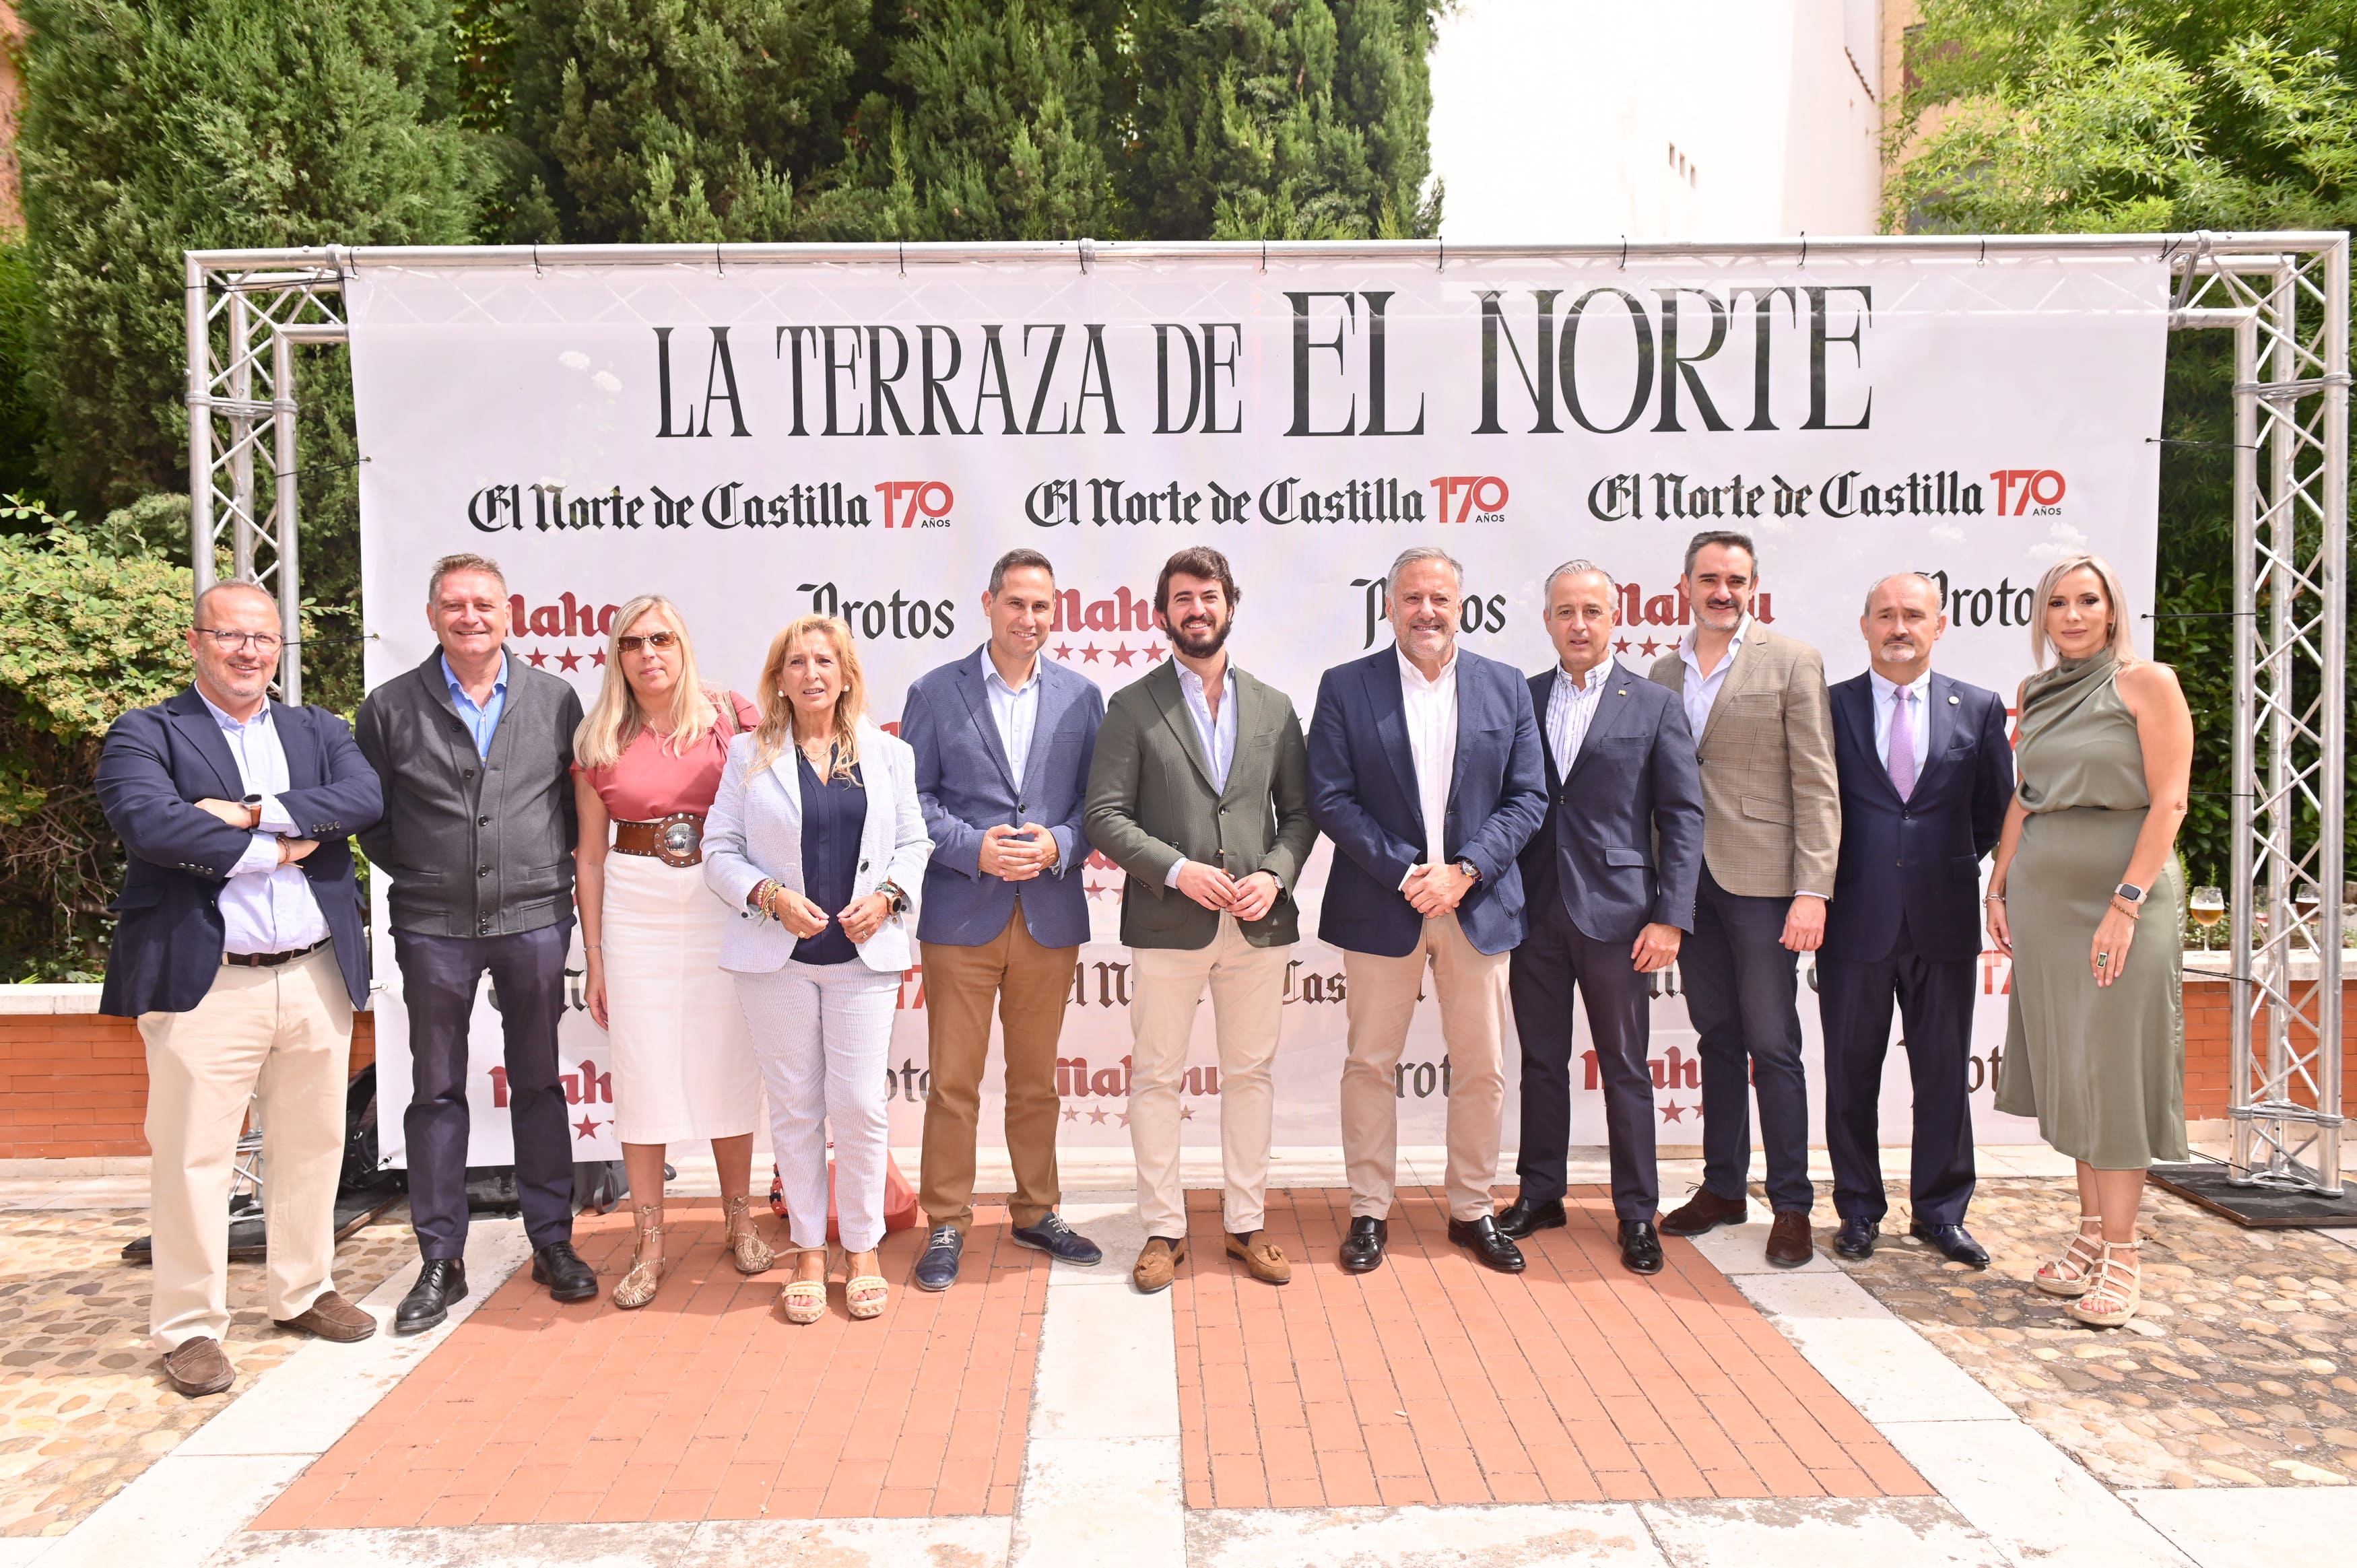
[617,632,677,653]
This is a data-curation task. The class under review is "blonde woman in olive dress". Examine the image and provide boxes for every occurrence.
[1984,554,2191,1328]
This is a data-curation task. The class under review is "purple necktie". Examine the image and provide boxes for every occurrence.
[1888,687,1917,800]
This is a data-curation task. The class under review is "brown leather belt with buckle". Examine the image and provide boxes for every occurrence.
[223,937,331,969]
[613,813,704,867]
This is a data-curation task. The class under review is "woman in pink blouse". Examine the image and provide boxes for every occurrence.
[572,596,772,1307]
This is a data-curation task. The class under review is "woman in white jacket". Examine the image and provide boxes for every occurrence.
[704,615,930,1324]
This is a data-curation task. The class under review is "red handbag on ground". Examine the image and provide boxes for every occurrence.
[767,1146,921,1241]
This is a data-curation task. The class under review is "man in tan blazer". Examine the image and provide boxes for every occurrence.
[1084,547,1318,1293]
[1648,531,1839,1268]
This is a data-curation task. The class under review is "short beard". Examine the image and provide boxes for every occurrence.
[1170,613,1232,661]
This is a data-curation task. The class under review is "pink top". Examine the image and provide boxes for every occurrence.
[573,691,761,822]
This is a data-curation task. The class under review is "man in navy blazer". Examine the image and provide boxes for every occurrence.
[900,549,1106,1289]
[1495,563,1704,1274]
[95,580,383,1396]
[1308,547,1548,1275]
[1820,573,2013,1268]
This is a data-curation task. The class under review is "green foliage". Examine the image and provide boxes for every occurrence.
[0,240,48,512]
[1892,0,2357,886]
[17,0,488,516]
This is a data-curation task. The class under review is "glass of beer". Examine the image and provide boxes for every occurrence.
[2190,885,2224,949]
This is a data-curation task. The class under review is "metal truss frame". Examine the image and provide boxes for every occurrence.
[183,234,2348,1191]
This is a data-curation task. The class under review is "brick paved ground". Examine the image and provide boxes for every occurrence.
[1170,1185,1931,1510]
[254,1198,1044,1530]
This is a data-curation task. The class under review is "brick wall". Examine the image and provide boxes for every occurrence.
[2183,975,2357,1120]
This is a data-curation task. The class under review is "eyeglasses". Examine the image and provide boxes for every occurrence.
[192,627,285,654]
[617,632,677,654]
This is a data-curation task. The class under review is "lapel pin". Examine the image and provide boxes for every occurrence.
[1948,694,1960,705]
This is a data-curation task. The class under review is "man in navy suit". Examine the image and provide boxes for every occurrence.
[1495,562,1704,1274]
[1308,547,1548,1275]
[96,580,383,1397]
[1820,572,2014,1267]
[900,549,1106,1290]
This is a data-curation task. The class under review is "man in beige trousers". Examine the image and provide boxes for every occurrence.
[1649,531,1841,1268]
[95,581,384,1396]
[1085,547,1318,1293]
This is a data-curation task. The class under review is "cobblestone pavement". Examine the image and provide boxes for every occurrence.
[1838,1178,2357,1491]
[0,1204,415,1538]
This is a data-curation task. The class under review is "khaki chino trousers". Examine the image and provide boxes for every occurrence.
[138,947,352,1350]
[1339,911,1511,1223]
[919,910,1076,1233]
[1128,914,1290,1239]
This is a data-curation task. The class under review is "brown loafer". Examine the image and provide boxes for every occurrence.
[1765,1211,1816,1268]
[1224,1231,1292,1285]
[273,1290,378,1342]
[162,1336,234,1398]
[1133,1236,1187,1293]
[1659,1187,1750,1236]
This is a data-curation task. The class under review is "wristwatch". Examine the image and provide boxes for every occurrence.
[879,880,910,915]
[242,792,264,831]
[2113,882,2146,905]
[1454,858,1481,883]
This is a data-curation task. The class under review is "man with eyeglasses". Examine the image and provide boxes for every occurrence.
[96,580,385,1397]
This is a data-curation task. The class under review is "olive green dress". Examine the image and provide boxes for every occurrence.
[1995,652,2187,1166]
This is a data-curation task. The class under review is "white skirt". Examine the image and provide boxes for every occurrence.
[601,851,760,1145]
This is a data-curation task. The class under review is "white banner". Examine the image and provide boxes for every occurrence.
[349,246,2168,1169]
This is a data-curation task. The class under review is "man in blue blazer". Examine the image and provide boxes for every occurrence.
[900,549,1106,1289]
[96,580,383,1397]
[1494,562,1704,1274]
[1820,573,2014,1267]
[1308,547,1548,1275]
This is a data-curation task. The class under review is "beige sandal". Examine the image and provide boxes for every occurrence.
[778,1247,828,1325]
[842,1246,888,1321]
[2034,1215,2104,1298]
[611,1203,665,1310]
[2066,1239,2141,1328]
[723,1194,775,1275]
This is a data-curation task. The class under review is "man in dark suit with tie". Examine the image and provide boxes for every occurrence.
[1306,547,1549,1275]
[1494,562,1704,1274]
[1820,572,2014,1266]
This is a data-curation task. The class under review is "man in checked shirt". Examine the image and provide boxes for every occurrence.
[1493,561,1704,1275]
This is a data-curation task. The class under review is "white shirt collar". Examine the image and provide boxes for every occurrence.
[1556,659,1613,693]
[1395,644,1459,691]
[196,687,270,732]
[1680,613,1750,670]
[1174,659,1232,698]
[980,645,1040,694]
[1868,666,1934,704]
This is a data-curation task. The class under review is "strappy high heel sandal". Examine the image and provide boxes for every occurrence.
[723,1194,775,1275]
[842,1246,889,1322]
[2066,1239,2142,1328]
[778,1247,828,1325]
[611,1203,665,1310]
[2034,1214,2104,1298]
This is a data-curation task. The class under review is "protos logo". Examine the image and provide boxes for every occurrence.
[874,480,954,529]
[1429,474,1509,523]
[1990,469,2065,516]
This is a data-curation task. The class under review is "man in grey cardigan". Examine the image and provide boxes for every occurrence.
[1085,548,1317,1293]
[356,553,597,1330]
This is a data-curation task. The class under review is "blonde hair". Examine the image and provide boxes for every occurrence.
[573,596,722,771]
[752,616,866,781]
[2029,553,2137,668]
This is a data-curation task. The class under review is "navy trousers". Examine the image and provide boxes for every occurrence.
[1682,866,1814,1214]
[395,922,576,1258]
[1509,895,1659,1221]
[1816,923,1979,1227]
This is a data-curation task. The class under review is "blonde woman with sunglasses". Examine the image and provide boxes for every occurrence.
[572,596,771,1308]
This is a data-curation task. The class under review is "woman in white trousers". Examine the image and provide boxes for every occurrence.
[704,615,930,1322]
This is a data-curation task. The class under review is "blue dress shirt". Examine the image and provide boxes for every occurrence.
[199,691,331,955]
[1164,660,1238,887]
[442,653,508,757]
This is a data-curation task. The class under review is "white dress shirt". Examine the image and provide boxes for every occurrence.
[1868,667,1933,772]
[1397,646,1459,883]
[1164,660,1240,887]
[1546,659,1614,776]
[199,691,329,955]
[980,646,1042,792]
[1676,613,1748,741]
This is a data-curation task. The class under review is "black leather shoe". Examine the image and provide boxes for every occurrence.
[1910,1221,1991,1268]
[1619,1220,1663,1274]
[912,1225,963,1291]
[1339,1216,1388,1274]
[1009,1213,1103,1266]
[1447,1215,1527,1274]
[1493,1196,1568,1241]
[1833,1219,1878,1260]
[531,1241,599,1302]
[394,1258,467,1334]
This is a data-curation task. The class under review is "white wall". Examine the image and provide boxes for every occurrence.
[1428,0,1884,243]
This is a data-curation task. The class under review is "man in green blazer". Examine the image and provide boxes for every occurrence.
[1085,547,1319,1294]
